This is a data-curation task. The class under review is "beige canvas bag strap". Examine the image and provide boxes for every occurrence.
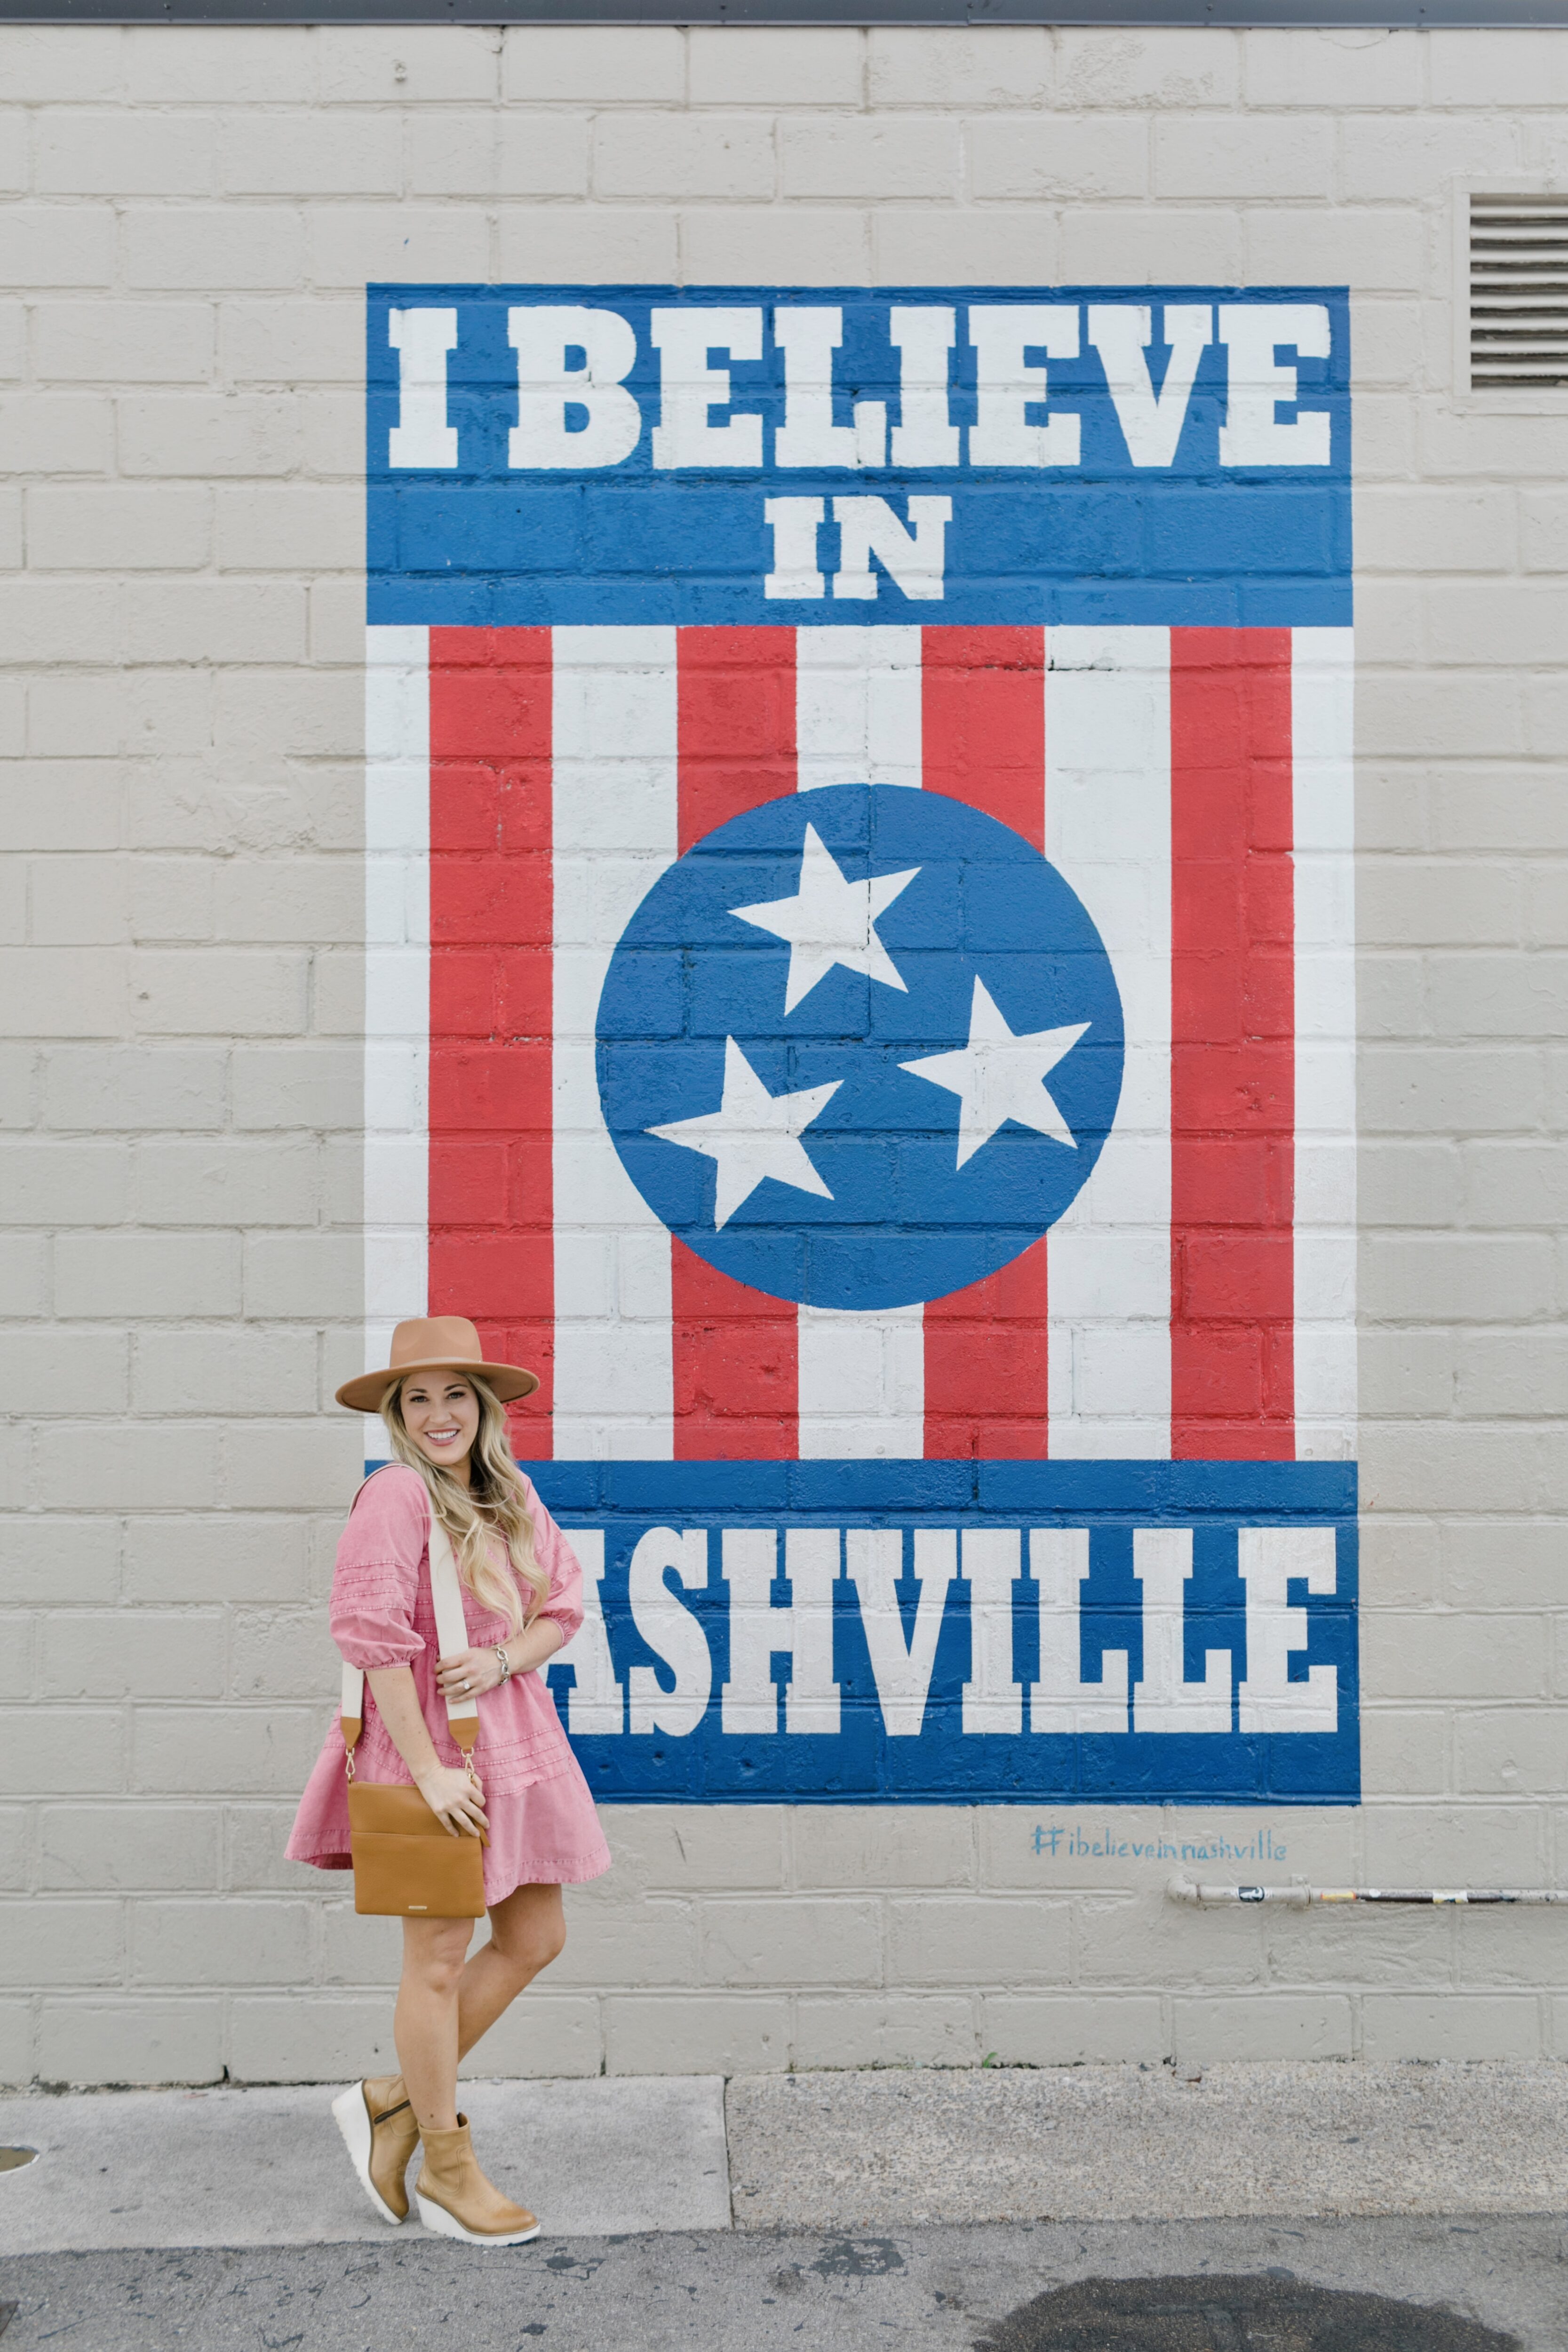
[339,1476,480,1771]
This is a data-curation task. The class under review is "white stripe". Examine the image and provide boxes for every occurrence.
[797,1303,924,1460]
[363,625,430,1376]
[795,625,923,792]
[552,626,678,1458]
[1291,628,1357,1461]
[794,625,924,1458]
[1044,627,1173,1460]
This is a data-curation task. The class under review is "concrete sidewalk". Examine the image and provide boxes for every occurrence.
[0,2059,1563,2256]
[728,2058,1568,2227]
[0,2076,730,2254]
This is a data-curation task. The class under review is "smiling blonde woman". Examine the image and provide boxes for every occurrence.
[287,1316,610,2245]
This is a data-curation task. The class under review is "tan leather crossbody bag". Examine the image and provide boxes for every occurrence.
[339,1499,487,1920]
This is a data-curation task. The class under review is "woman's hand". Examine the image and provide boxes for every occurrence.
[435,1645,508,1703]
[415,1762,488,1840]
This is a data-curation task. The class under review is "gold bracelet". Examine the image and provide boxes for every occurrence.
[493,1643,512,1685]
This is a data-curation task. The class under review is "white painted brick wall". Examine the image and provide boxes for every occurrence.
[2,20,1566,2086]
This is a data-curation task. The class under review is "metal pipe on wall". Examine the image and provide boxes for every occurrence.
[1167,1876,1568,1908]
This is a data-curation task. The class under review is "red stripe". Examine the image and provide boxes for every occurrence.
[673,628,800,1459]
[921,626,1047,849]
[428,628,555,1454]
[677,624,798,854]
[672,1239,801,1461]
[920,627,1051,1459]
[1170,628,1295,1460]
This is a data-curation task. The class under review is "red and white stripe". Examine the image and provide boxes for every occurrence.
[363,621,1354,1465]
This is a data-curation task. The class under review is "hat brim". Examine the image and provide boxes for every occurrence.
[335,1357,541,1414]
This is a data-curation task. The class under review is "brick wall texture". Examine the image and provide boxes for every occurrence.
[3,20,1567,2087]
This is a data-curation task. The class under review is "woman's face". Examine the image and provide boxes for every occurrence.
[398,1371,481,1476]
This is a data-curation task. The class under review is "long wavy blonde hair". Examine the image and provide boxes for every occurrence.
[381,1370,546,1637]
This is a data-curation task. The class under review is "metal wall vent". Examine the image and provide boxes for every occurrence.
[1470,194,1568,388]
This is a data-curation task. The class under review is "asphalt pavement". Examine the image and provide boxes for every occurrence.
[3,2216,1563,2351]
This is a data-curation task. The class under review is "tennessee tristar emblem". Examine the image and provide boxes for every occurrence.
[600,783,1123,1311]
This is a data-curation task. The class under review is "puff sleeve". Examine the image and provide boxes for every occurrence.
[328,1463,429,1670]
[522,1476,585,1647]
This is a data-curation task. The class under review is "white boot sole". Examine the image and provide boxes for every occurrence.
[331,2083,405,2228]
[415,2189,541,2246]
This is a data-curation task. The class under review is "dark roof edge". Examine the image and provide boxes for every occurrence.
[6,0,1568,21]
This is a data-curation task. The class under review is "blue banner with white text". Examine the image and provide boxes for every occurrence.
[525,1461,1358,1806]
[368,283,1351,629]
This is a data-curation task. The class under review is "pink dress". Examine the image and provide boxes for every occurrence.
[287,1463,611,1901]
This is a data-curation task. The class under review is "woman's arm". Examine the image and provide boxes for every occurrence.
[433,1615,565,1703]
[365,1663,487,1838]
[511,1615,567,1675]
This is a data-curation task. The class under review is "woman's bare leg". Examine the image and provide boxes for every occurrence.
[395,1915,475,2134]
[456,1885,566,2061]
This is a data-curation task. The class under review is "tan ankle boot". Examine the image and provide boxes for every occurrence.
[414,2115,540,2246]
[332,2074,420,2225]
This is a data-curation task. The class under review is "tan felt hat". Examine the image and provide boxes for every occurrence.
[335,1316,541,1415]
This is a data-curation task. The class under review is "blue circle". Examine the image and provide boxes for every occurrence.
[596,784,1124,1312]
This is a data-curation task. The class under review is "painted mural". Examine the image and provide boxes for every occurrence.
[364,284,1357,1805]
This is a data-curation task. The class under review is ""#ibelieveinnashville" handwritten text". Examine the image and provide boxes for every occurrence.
[1033,1821,1290,1862]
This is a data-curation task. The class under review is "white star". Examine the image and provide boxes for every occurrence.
[647,1037,842,1230]
[730,822,920,1016]
[900,977,1088,1170]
